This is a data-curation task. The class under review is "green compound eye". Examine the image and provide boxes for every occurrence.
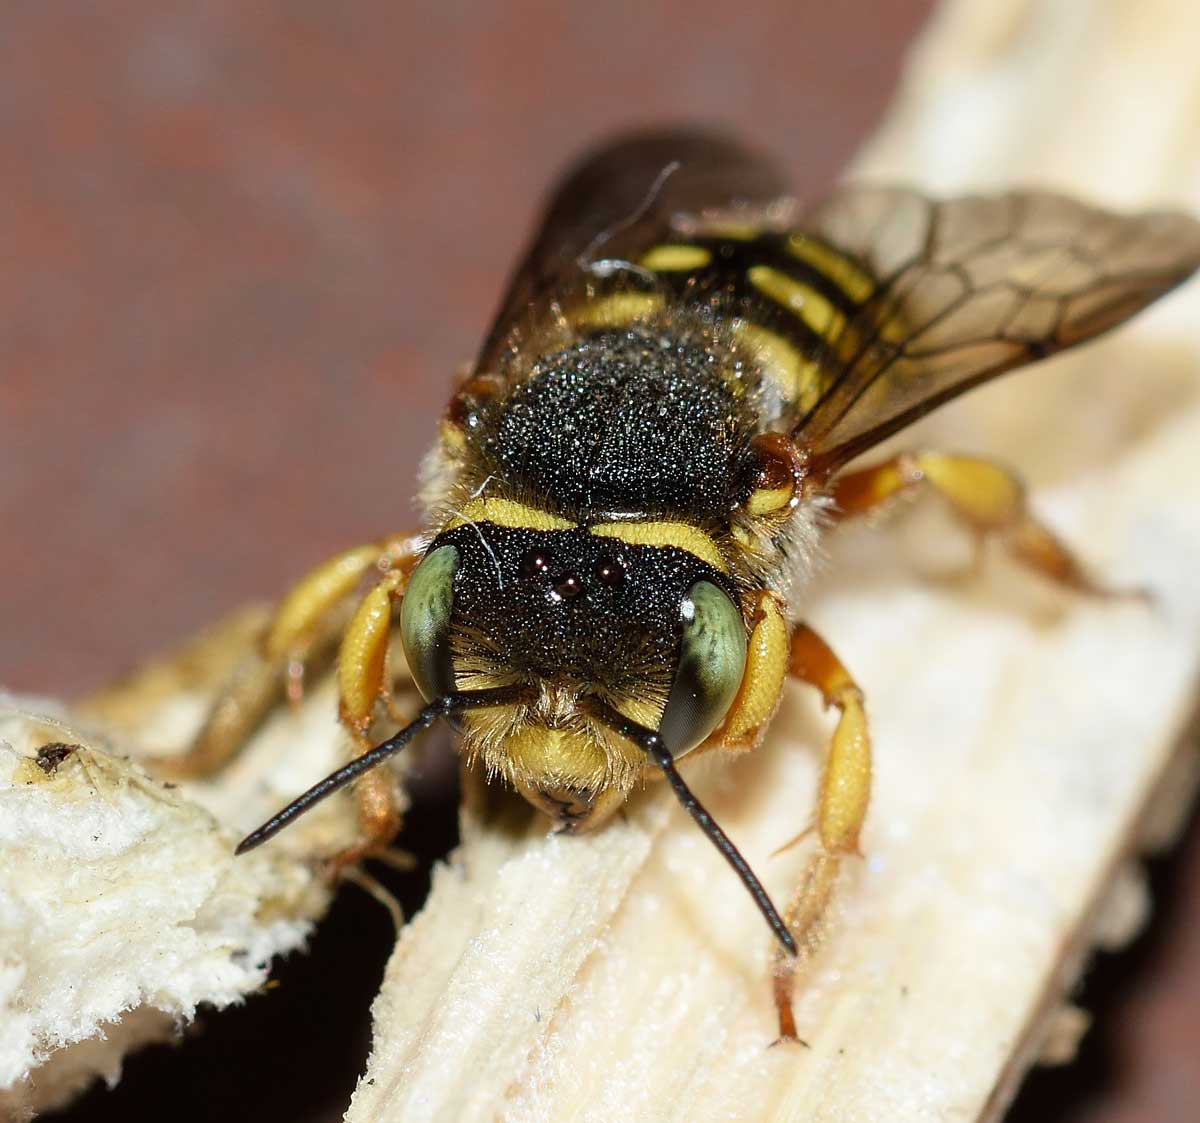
[400,545,459,702]
[658,580,747,758]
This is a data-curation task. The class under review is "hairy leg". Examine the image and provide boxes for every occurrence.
[712,589,791,751]
[159,533,419,779]
[830,451,1135,596]
[329,566,411,867]
[772,623,871,1042]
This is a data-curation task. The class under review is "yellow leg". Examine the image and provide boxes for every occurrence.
[830,451,1129,597]
[161,533,419,779]
[772,623,871,1042]
[711,589,790,751]
[331,568,410,865]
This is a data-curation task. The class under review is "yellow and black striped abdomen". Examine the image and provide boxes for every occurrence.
[636,228,876,421]
[455,228,876,527]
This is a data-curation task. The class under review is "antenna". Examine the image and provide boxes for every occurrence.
[235,687,523,854]
[588,699,796,957]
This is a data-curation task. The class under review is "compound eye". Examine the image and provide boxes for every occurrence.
[399,545,459,702]
[658,581,747,758]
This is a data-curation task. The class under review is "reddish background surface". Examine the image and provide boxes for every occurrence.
[2,4,1197,1121]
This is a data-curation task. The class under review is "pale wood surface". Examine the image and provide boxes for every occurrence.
[344,1,1200,1120]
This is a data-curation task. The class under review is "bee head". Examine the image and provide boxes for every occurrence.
[399,515,748,827]
[239,508,791,959]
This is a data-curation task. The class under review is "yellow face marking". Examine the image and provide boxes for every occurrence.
[446,497,575,533]
[501,724,612,790]
[640,244,712,271]
[462,707,644,798]
[732,320,827,414]
[571,292,664,330]
[786,235,874,303]
[748,265,846,341]
[590,520,728,574]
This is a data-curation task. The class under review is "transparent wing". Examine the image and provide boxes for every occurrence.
[793,187,1200,472]
[475,131,792,371]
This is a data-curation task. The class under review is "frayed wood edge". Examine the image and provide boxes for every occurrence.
[0,609,364,1118]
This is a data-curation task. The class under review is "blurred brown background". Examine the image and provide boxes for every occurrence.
[2,3,1197,1121]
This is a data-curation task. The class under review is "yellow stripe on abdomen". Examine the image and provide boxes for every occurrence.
[785,235,875,304]
[747,264,846,341]
[732,320,828,414]
[570,292,664,330]
[640,244,712,272]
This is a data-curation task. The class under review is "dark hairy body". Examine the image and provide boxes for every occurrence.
[476,327,754,522]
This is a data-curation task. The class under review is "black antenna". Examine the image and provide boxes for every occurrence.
[589,701,796,958]
[235,687,522,855]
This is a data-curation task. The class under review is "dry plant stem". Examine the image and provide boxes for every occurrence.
[345,1,1200,1120]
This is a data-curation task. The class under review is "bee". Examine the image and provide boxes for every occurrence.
[177,132,1200,1040]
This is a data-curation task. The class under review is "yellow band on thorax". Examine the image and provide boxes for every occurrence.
[589,520,729,573]
[446,497,576,533]
[444,499,729,574]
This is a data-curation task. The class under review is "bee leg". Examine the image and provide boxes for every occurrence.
[327,567,412,872]
[717,589,790,751]
[829,451,1136,598]
[157,534,420,780]
[772,623,871,1043]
